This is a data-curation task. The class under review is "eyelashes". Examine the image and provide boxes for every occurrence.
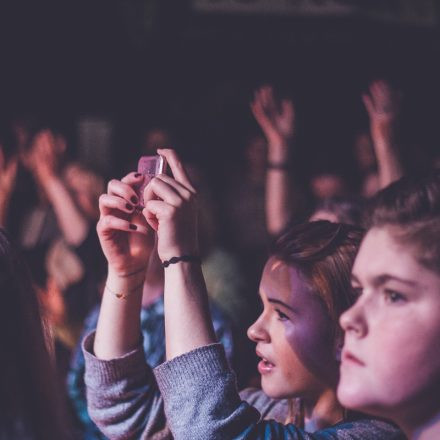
[275,309,289,321]
[351,284,407,305]
[384,289,406,304]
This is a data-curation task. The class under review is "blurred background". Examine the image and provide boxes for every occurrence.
[0,0,439,178]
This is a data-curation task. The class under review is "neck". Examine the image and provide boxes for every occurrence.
[303,387,345,432]
[405,409,440,440]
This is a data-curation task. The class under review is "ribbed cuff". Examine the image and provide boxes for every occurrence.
[154,343,229,395]
[82,331,149,386]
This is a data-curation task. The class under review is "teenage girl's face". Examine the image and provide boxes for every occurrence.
[338,227,440,425]
[248,258,338,400]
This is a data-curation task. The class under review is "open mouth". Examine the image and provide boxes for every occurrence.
[256,350,276,374]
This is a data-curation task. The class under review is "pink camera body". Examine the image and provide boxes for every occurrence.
[136,155,167,208]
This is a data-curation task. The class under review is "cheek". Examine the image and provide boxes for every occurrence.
[340,320,440,412]
[284,318,335,379]
[377,325,440,400]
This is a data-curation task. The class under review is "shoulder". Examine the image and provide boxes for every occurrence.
[325,418,405,439]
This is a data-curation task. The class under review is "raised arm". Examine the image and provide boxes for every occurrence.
[251,85,295,235]
[362,80,404,190]
[83,172,169,439]
[94,172,154,359]
[142,149,216,359]
[0,147,18,227]
[26,130,90,246]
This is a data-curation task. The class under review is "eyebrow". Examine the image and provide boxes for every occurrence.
[267,298,296,313]
[351,273,419,288]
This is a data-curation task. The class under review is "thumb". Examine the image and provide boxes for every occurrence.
[142,205,158,231]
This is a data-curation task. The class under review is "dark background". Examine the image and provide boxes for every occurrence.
[0,0,439,178]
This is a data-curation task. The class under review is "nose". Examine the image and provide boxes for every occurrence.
[247,313,270,343]
[340,300,367,338]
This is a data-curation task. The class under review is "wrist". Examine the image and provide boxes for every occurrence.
[37,173,61,194]
[268,140,289,155]
[107,266,146,288]
[161,254,201,268]
[371,120,396,138]
[42,172,61,186]
[159,242,199,263]
[268,145,290,163]
[267,157,289,169]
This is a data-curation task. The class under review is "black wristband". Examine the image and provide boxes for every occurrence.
[267,161,289,170]
[161,255,201,268]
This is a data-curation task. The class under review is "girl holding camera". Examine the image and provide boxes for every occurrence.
[84,149,402,438]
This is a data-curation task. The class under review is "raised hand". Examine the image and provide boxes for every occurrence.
[29,130,61,183]
[142,149,198,262]
[97,172,154,277]
[251,85,295,149]
[362,80,403,189]
[362,80,401,138]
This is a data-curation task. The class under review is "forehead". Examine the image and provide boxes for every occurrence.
[261,258,313,306]
[353,227,435,284]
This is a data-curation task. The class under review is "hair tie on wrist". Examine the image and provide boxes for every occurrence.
[161,255,201,268]
[267,161,289,170]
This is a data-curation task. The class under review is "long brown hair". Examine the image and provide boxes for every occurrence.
[0,228,68,439]
[271,221,364,341]
[270,221,364,425]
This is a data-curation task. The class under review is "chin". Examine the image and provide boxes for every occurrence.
[262,379,299,400]
[262,385,284,399]
[337,379,365,407]
[262,382,289,399]
[337,383,381,416]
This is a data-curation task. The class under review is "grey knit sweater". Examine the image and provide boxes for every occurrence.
[83,333,404,439]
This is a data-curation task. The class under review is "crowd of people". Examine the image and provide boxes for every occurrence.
[0,77,439,440]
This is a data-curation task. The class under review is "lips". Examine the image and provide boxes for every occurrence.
[256,349,276,375]
[342,349,365,366]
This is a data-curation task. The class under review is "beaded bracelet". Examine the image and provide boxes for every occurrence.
[161,255,201,268]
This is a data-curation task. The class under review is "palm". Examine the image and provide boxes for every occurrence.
[273,101,295,138]
[363,80,401,128]
[251,86,295,142]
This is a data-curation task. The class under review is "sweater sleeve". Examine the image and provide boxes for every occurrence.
[82,331,172,440]
[154,344,405,440]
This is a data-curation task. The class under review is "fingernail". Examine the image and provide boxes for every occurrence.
[126,203,133,211]
[134,173,141,178]
[129,224,137,230]
[131,196,138,204]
